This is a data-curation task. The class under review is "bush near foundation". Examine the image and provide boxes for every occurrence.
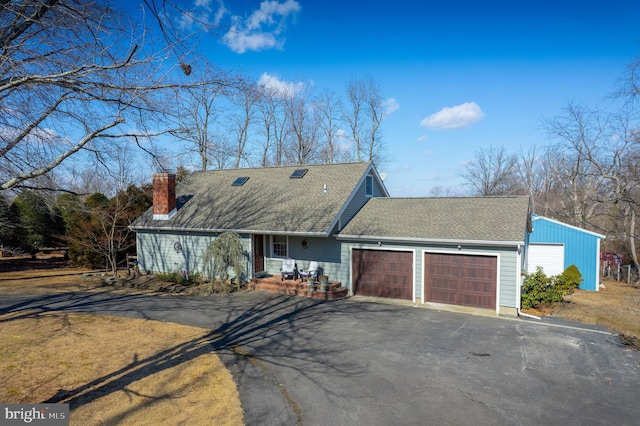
[522,265,583,309]
[157,271,202,286]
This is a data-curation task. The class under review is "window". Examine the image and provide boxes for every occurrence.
[232,177,249,186]
[365,175,373,197]
[272,235,288,257]
[290,168,308,178]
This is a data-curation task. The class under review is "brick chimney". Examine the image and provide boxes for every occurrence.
[153,173,176,219]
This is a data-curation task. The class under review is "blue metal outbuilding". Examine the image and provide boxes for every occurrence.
[527,215,605,291]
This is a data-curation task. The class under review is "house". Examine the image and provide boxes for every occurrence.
[527,215,605,291]
[131,162,531,316]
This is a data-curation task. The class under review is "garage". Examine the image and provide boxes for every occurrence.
[528,215,605,291]
[352,249,413,300]
[527,243,564,276]
[424,253,497,309]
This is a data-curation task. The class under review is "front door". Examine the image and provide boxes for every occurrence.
[253,235,265,274]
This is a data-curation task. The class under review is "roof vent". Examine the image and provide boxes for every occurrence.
[232,177,249,186]
[290,168,308,179]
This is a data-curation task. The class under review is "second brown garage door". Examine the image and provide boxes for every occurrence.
[424,253,497,309]
[352,249,413,300]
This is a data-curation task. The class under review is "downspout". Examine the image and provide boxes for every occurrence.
[516,243,541,320]
[595,237,602,291]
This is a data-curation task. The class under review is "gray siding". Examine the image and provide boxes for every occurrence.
[263,235,343,280]
[371,175,385,197]
[498,249,519,307]
[136,231,251,279]
[340,174,386,229]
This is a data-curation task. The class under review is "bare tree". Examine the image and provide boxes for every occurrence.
[63,145,151,274]
[543,104,611,227]
[228,85,259,168]
[315,90,348,163]
[174,82,224,171]
[461,145,518,196]
[544,103,640,268]
[362,79,386,163]
[0,0,221,191]
[343,76,386,163]
[343,79,364,161]
[208,131,234,170]
[255,84,290,166]
[516,146,555,215]
[255,87,274,167]
[429,185,463,197]
[617,55,640,100]
[68,185,149,275]
[284,84,320,165]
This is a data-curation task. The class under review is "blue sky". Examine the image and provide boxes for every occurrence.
[178,0,640,196]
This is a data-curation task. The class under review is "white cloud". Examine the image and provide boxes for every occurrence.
[416,135,428,143]
[0,126,59,142]
[178,0,227,30]
[248,0,299,30]
[420,102,485,130]
[224,28,280,53]
[257,73,305,98]
[335,128,348,139]
[222,0,301,53]
[212,1,228,25]
[382,98,399,116]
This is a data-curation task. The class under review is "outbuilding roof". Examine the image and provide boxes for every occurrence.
[531,215,606,239]
[338,196,530,245]
[131,162,383,236]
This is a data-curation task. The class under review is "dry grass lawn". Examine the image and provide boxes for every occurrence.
[523,279,640,349]
[554,280,640,337]
[0,257,243,425]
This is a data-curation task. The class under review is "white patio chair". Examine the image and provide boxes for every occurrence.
[299,261,321,282]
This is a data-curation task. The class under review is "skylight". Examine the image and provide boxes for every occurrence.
[290,169,308,179]
[232,176,249,186]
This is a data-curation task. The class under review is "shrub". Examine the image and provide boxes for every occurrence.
[202,232,247,291]
[521,265,583,309]
[212,278,246,294]
[157,271,201,286]
[521,267,552,309]
[554,264,582,300]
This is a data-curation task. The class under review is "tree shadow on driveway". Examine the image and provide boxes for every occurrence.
[5,290,640,426]
[0,290,396,424]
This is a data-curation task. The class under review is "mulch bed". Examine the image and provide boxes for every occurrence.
[100,274,249,296]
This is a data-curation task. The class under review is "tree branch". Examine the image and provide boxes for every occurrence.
[0,0,59,49]
[1,118,125,190]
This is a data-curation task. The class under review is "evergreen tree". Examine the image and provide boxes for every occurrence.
[10,191,59,254]
[0,195,12,247]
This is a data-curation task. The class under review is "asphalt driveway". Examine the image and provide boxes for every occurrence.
[1,290,639,426]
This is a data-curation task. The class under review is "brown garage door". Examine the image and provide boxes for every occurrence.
[424,253,497,309]
[352,249,413,300]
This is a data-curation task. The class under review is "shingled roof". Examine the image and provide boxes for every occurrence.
[131,162,381,235]
[337,196,530,245]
